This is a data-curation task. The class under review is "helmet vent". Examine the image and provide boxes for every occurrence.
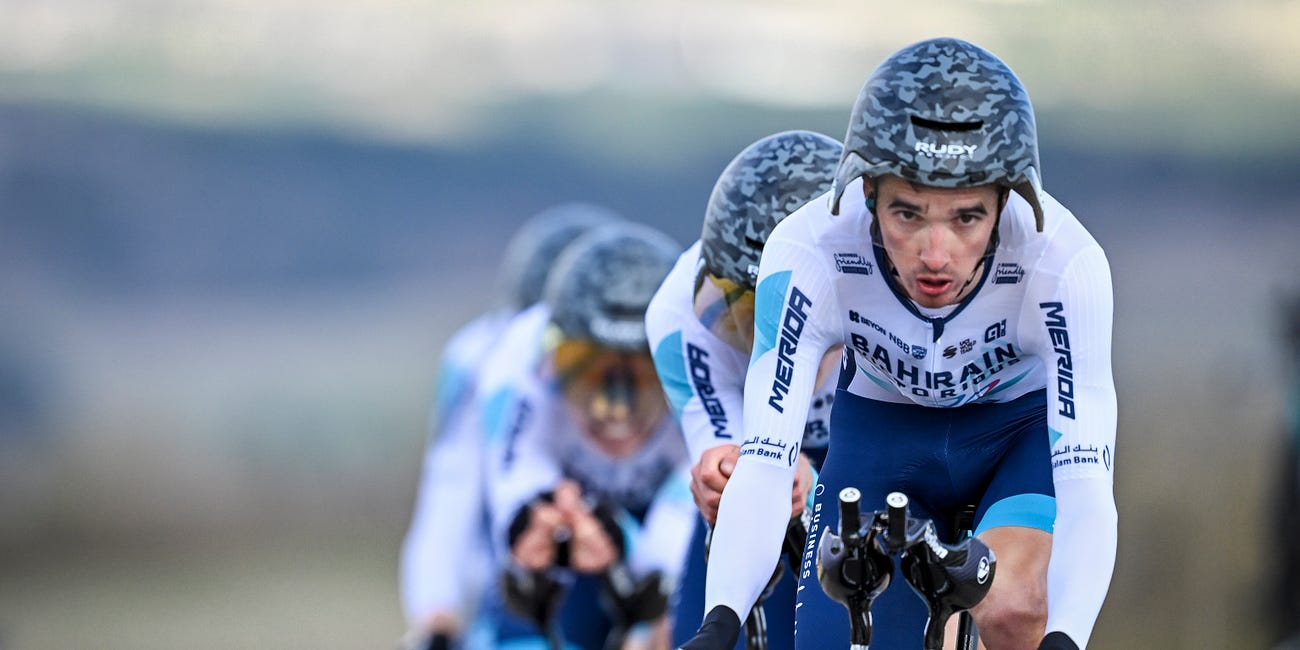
[744,236,765,251]
[910,115,983,133]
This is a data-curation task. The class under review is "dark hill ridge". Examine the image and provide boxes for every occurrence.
[1,102,1296,296]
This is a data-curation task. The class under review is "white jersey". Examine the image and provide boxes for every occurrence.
[480,305,697,579]
[645,240,835,464]
[400,309,512,625]
[707,179,1118,647]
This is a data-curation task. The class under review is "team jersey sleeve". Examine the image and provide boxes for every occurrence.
[646,245,748,463]
[399,320,498,623]
[481,371,565,558]
[625,464,699,580]
[649,321,747,463]
[1023,244,1118,648]
[703,228,842,620]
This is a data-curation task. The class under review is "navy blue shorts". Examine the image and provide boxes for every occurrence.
[793,388,1055,650]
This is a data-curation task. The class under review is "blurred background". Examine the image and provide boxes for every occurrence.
[0,1,1298,648]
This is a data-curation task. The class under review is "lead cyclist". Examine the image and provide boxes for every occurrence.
[679,38,1118,650]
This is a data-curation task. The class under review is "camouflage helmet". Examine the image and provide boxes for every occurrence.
[830,37,1046,231]
[701,130,843,290]
[498,202,624,309]
[544,223,681,351]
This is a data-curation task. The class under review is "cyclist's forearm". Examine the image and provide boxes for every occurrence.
[1045,477,1117,648]
[703,459,792,617]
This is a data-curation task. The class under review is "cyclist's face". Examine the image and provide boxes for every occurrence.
[871,176,1000,308]
[551,340,667,458]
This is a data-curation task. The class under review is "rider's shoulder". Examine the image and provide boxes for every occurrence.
[441,308,514,369]
[1004,190,1106,268]
[768,185,857,253]
[475,304,552,395]
[645,241,701,343]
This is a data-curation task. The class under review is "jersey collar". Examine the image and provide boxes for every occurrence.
[871,243,995,342]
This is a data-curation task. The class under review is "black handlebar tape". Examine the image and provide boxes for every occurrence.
[886,492,909,548]
[839,487,862,544]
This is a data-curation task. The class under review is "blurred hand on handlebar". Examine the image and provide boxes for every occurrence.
[511,480,620,573]
[512,497,566,570]
[554,480,620,573]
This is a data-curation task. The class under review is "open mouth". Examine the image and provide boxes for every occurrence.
[916,277,953,297]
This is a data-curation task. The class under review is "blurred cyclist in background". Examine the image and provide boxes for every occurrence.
[400,203,622,650]
[644,130,844,650]
[482,223,696,650]
[1270,293,1300,649]
[678,38,1117,650]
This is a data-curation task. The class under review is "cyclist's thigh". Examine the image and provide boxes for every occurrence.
[975,525,1051,601]
[962,390,1054,622]
[968,390,1054,536]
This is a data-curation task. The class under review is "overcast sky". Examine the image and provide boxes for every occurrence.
[0,0,1296,153]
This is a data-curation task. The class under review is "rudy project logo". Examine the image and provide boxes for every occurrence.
[915,141,978,160]
[994,263,1025,285]
[833,253,873,276]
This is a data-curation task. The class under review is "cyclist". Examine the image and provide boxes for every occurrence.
[400,204,622,650]
[680,38,1117,650]
[482,223,697,649]
[644,130,845,649]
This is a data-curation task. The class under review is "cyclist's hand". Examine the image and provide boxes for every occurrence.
[791,452,814,518]
[555,480,619,573]
[690,444,741,525]
[511,498,565,570]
